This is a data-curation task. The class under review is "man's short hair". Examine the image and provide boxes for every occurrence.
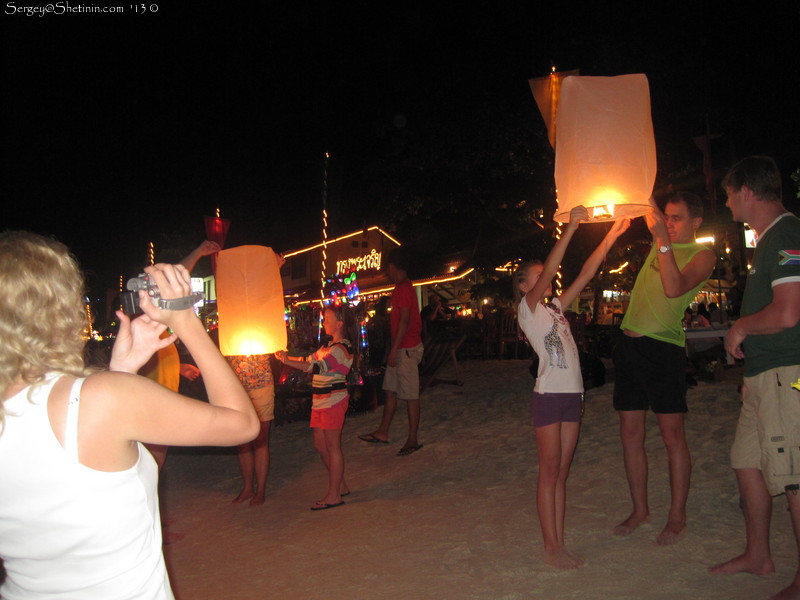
[721,155,782,202]
[386,246,411,272]
[666,191,704,219]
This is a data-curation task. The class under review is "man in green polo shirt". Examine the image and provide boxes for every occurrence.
[709,156,800,600]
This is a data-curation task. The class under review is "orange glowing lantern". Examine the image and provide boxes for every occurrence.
[217,245,286,356]
[531,73,656,224]
[553,74,656,223]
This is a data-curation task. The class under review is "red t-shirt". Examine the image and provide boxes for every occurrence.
[389,278,422,348]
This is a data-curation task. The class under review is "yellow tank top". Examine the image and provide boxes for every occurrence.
[620,242,710,347]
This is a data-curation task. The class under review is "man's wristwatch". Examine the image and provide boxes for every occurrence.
[657,244,672,254]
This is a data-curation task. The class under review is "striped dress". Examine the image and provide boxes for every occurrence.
[309,340,354,410]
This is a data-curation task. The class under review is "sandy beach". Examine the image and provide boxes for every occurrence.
[159,359,796,600]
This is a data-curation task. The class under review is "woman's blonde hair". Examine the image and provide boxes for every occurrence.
[0,231,90,429]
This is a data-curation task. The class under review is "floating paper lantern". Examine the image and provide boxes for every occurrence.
[217,245,286,356]
[552,74,656,223]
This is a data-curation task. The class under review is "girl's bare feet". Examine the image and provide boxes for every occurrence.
[543,547,585,570]
[655,520,686,545]
[249,491,266,506]
[232,489,253,504]
[613,512,651,536]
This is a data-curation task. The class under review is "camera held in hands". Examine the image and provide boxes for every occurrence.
[120,273,205,316]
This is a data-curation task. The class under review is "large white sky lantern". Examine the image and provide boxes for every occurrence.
[551,74,656,223]
[217,245,286,356]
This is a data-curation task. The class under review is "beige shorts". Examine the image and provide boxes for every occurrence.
[249,384,275,423]
[731,365,800,496]
[382,343,424,400]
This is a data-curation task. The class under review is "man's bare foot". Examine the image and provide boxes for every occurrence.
[543,547,585,570]
[768,582,800,600]
[654,520,686,546]
[232,490,254,504]
[708,553,775,577]
[249,491,266,506]
[613,513,650,536]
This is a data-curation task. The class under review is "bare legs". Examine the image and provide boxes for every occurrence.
[535,420,583,569]
[364,390,397,443]
[614,410,690,545]
[362,390,420,449]
[404,397,421,450]
[615,410,651,535]
[709,468,776,576]
[232,420,271,506]
[709,471,800,599]
[655,413,691,545]
[772,491,800,599]
[313,427,349,507]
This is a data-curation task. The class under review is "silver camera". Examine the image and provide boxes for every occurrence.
[120,273,204,315]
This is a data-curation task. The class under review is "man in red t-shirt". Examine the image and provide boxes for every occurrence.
[359,248,424,456]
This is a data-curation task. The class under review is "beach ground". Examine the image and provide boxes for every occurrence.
[160,359,796,600]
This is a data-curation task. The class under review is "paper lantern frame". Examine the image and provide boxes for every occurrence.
[217,245,287,356]
[552,74,657,224]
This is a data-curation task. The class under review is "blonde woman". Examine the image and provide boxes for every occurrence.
[0,231,259,599]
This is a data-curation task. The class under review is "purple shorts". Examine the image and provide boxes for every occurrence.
[531,391,583,428]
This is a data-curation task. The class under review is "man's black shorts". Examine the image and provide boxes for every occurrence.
[612,334,688,413]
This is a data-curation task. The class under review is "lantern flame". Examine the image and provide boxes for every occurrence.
[591,205,616,220]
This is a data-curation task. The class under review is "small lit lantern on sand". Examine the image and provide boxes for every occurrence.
[217,245,286,400]
[532,73,656,223]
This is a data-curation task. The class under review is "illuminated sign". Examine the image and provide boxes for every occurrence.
[336,249,381,275]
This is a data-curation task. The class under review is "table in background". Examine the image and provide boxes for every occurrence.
[685,325,734,364]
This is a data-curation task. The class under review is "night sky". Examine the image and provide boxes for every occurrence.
[3,3,800,301]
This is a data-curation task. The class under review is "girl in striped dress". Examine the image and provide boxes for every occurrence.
[277,305,358,510]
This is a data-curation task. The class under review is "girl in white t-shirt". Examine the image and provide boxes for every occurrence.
[515,206,629,570]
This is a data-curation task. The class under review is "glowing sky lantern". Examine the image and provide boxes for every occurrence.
[217,245,287,356]
[553,74,656,223]
[531,72,656,224]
